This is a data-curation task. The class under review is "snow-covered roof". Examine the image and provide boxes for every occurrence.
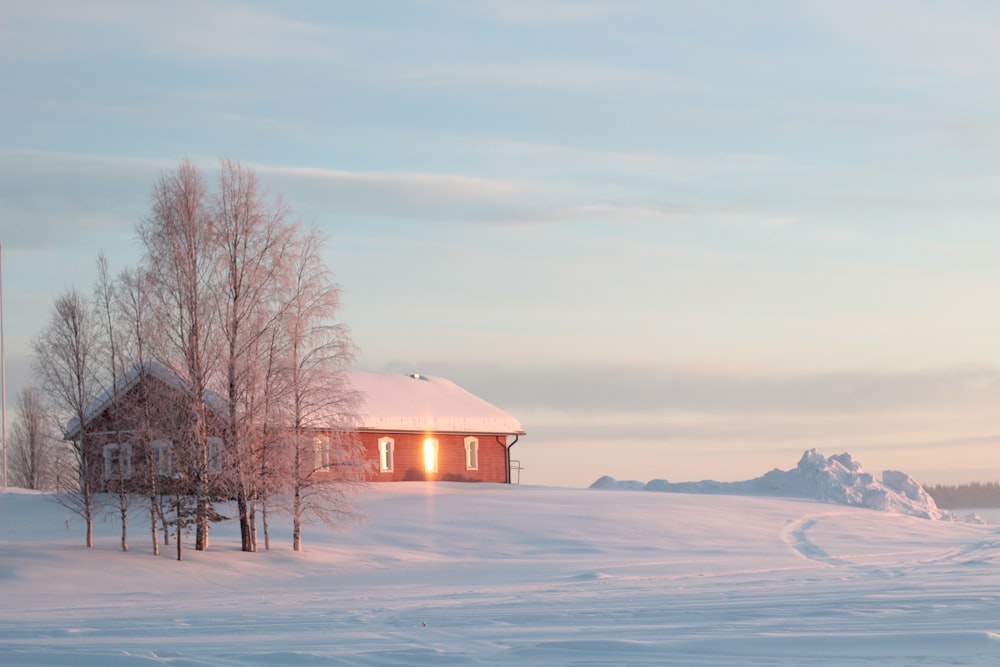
[351,371,524,436]
[67,364,524,439]
[65,361,226,440]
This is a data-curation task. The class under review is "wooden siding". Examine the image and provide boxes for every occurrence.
[359,431,510,483]
[73,371,518,491]
[79,374,229,494]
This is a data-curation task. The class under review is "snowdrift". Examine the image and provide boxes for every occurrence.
[3,480,1000,665]
[591,449,949,519]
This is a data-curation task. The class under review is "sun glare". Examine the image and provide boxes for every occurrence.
[423,437,437,473]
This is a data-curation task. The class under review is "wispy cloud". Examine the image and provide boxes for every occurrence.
[0,0,338,63]
[244,159,705,227]
[254,163,537,223]
[0,149,174,249]
[378,359,1000,485]
[0,146,834,271]
[457,0,644,24]
[467,137,793,184]
[381,61,656,89]
[809,1,1000,81]
[260,164,525,198]
[2,150,696,244]
[424,361,1000,416]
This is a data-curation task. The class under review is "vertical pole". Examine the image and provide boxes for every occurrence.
[1,240,7,488]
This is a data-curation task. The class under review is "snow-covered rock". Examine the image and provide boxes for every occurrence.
[590,449,950,520]
[589,475,646,490]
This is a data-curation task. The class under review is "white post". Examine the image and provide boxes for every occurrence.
[1,240,6,488]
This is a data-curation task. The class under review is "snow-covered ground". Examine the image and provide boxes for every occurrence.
[2,477,999,665]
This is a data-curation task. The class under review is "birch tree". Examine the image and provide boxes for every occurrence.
[32,289,102,547]
[253,325,291,551]
[117,266,168,556]
[28,157,370,556]
[8,386,58,490]
[94,253,133,552]
[213,158,296,552]
[278,228,368,552]
[137,159,221,551]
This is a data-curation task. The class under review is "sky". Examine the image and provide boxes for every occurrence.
[2,0,1000,488]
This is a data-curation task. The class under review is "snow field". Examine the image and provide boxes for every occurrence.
[1,483,998,665]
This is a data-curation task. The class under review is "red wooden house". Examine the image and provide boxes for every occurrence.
[64,362,231,494]
[65,363,525,491]
[350,372,524,483]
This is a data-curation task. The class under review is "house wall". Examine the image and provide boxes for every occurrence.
[75,373,518,491]
[359,431,510,483]
[79,375,228,494]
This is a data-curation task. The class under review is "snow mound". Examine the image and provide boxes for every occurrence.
[590,449,950,520]
[590,475,646,491]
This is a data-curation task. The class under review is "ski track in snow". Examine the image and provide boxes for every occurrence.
[1,485,999,666]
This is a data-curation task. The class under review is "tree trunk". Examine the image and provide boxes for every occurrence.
[161,497,170,546]
[149,497,159,556]
[120,501,128,552]
[84,481,94,548]
[238,492,252,552]
[293,432,302,552]
[262,498,271,550]
[176,497,184,561]
[196,495,209,550]
[83,464,94,548]
[250,497,257,552]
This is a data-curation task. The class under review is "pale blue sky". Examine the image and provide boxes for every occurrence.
[2,1,1000,486]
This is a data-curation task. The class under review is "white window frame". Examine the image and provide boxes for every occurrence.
[315,436,331,471]
[207,436,225,474]
[103,442,133,480]
[151,439,172,477]
[378,437,394,473]
[464,436,479,471]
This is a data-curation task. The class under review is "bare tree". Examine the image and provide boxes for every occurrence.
[213,158,296,552]
[137,160,221,551]
[32,289,102,547]
[259,326,289,551]
[27,158,370,557]
[117,267,172,556]
[8,386,58,490]
[277,228,368,552]
[94,253,132,552]
[117,267,156,554]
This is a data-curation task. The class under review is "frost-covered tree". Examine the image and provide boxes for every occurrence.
[255,325,290,551]
[29,158,367,556]
[93,253,134,552]
[276,228,368,552]
[32,289,102,547]
[137,159,221,551]
[8,386,59,490]
[116,266,163,555]
[213,158,297,552]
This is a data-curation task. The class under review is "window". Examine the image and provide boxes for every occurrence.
[464,437,479,471]
[151,439,172,476]
[423,437,439,474]
[207,437,225,474]
[103,443,133,480]
[315,436,331,471]
[378,437,394,472]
